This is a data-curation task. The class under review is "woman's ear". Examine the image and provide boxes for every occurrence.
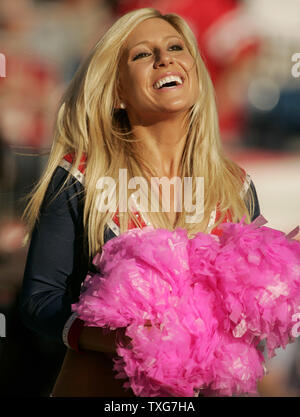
[114,100,126,110]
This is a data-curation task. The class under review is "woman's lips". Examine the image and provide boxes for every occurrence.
[153,83,184,92]
[152,73,185,90]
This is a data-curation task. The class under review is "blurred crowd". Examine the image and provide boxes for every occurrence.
[0,0,299,397]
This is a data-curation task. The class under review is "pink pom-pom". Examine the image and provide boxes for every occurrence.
[208,331,265,396]
[72,227,191,329]
[214,221,300,356]
[111,280,264,397]
[72,219,300,396]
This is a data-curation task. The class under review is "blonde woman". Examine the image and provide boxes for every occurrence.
[20,8,260,397]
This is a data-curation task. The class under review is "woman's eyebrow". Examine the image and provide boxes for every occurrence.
[129,35,182,50]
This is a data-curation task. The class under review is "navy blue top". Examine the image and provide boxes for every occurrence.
[19,166,260,344]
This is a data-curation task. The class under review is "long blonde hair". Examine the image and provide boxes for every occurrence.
[22,7,255,258]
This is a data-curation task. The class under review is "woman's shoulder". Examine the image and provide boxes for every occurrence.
[58,152,87,186]
[40,152,87,215]
[237,166,260,215]
[239,167,252,199]
[209,167,260,236]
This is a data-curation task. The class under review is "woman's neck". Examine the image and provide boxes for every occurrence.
[132,113,188,179]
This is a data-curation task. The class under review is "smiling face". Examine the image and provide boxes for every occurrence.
[118,17,199,124]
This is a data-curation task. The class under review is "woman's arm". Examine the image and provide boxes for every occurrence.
[79,326,131,353]
[20,166,125,353]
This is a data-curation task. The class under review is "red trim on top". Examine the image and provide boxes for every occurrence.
[63,153,246,236]
[112,208,147,230]
[211,207,232,237]
[240,167,246,178]
[63,153,87,174]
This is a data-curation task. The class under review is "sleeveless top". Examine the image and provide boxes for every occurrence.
[59,152,254,237]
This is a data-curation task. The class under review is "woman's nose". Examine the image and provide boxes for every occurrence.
[153,49,173,68]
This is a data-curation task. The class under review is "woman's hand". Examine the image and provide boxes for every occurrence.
[78,326,131,354]
[78,320,152,354]
[117,327,132,347]
[144,319,152,329]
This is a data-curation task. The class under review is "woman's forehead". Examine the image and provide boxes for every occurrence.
[123,17,182,51]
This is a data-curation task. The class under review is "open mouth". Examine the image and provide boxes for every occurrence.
[153,75,184,90]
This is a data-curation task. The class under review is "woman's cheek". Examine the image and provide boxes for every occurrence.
[183,56,196,74]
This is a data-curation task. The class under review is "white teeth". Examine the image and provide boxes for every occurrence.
[153,75,183,89]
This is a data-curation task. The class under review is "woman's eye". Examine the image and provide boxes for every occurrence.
[169,44,184,51]
[132,52,150,61]
[132,44,183,61]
